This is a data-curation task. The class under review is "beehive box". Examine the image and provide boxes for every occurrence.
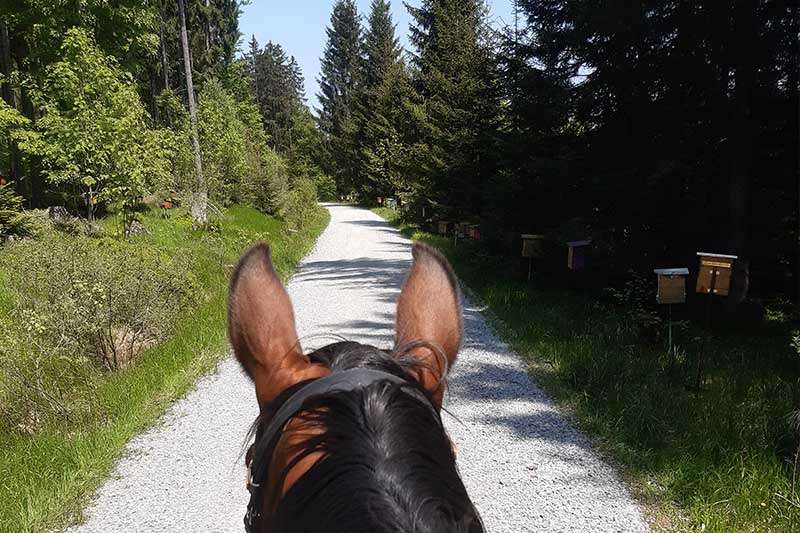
[654,268,689,304]
[469,225,481,240]
[567,240,592,271]
[521,234,545,258]
[696,253,737,296]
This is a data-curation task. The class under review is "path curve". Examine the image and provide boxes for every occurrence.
[67,204,648,532]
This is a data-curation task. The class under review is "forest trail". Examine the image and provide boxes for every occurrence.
[66,204,648,532]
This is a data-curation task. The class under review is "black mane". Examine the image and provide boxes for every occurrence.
[249,341,484,533]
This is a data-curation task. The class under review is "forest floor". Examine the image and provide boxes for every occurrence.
[0,205,329,532]
[374,207,800,532]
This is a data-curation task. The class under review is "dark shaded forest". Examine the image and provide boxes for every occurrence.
[317,0,799,306]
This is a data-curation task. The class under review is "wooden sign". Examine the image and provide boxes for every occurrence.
[567,240,592,271]
[654,268,689,304]
[695,252,737,296]
[521,234,545,258]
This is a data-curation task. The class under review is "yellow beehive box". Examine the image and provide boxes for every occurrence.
[695,252,737,296]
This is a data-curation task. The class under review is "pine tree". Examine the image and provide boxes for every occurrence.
[407,0,500,217]
[362,0,401,90]
[353,0,410,201]
[317,0,363,193]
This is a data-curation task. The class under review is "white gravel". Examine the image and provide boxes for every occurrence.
[66,204,649,532]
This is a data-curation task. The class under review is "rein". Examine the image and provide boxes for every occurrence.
[244,368,440,531]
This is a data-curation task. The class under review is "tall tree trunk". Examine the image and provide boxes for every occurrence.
[159,5,170,92]
[178,0,207,225]
[726,0,756,308]
[728,0,756,256]
[0,21,21,196]
[791,1,800,305]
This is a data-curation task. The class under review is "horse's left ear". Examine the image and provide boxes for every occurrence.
[394,243,462,407]
[228,244,327,410]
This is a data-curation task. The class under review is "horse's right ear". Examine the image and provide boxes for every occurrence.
[228,244,327,409]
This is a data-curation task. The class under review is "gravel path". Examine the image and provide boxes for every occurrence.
[67,204,649,532]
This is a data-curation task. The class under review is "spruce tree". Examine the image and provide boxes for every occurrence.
[354,0,410,201]
[407,0,500,217]
[317,0,363,194]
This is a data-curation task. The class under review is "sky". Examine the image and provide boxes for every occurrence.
[239,0,515,112]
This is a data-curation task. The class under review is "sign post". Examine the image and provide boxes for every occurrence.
[693,252,737,390]
[654,268,689,366]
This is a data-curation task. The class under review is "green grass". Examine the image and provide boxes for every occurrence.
[374,207,800,532]
[0,205,329,532]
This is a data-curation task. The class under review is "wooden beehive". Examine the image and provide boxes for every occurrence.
[567,240,592,271]
[654,268,689,304]
[696,253,737,296]
[469,225,481,240]
[521,234,545,258]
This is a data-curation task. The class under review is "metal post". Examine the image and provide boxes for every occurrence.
[668,303,674,365]
[694,268,717,390]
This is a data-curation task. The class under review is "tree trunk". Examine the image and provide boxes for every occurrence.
[728,0,756,256]
[726,0,756,308]
[159,7,170,92]
[0,21,21,196]
[790,1,800,305]
[178,0,207,226]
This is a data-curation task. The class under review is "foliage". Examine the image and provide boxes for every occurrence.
[0,205,330,531]
[2,233,194,375]
[378,212,800,531]
[196,74,294,214]
[0,187,38,240]
[284,177,319,230]
[317,0,364,192]
[20,29,168,216]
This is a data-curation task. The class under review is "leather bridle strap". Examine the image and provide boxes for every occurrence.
[251,368,438,483]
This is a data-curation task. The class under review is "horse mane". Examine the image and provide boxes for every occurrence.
[249,341,484,533]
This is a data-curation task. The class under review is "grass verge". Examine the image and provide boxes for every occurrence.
[374,207,800,532]
[0,205,329,532]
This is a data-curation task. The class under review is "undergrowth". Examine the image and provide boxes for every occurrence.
[374,207,800,532]
[0,205,329,531]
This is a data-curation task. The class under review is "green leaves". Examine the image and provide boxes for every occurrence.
[21,28,168,210]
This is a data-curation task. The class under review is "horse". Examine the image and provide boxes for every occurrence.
[228,242,484,532]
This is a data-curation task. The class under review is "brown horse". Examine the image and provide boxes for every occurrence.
[228,242,483,532]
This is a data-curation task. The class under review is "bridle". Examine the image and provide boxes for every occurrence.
[244,368,441,532]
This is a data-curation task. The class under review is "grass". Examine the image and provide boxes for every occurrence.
[0,205,329,532]
[374,207,800,532]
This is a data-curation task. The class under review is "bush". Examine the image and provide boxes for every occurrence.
[0,235,196,432]
[0,187,39,240]
[313,174,337,202]
[283,177,318,230]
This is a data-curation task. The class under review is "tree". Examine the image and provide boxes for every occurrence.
[178,0,207,225]
[17,29,167,222]
[407,0,501,217]
[353,0,411,201]
[317,0,363,193]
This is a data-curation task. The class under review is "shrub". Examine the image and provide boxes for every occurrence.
[313,173,337,202]
[0,187,39,240]
[0,235,196,432]
[283,177,318,230]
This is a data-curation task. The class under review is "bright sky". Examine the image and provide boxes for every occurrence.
[239,0,515,112]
